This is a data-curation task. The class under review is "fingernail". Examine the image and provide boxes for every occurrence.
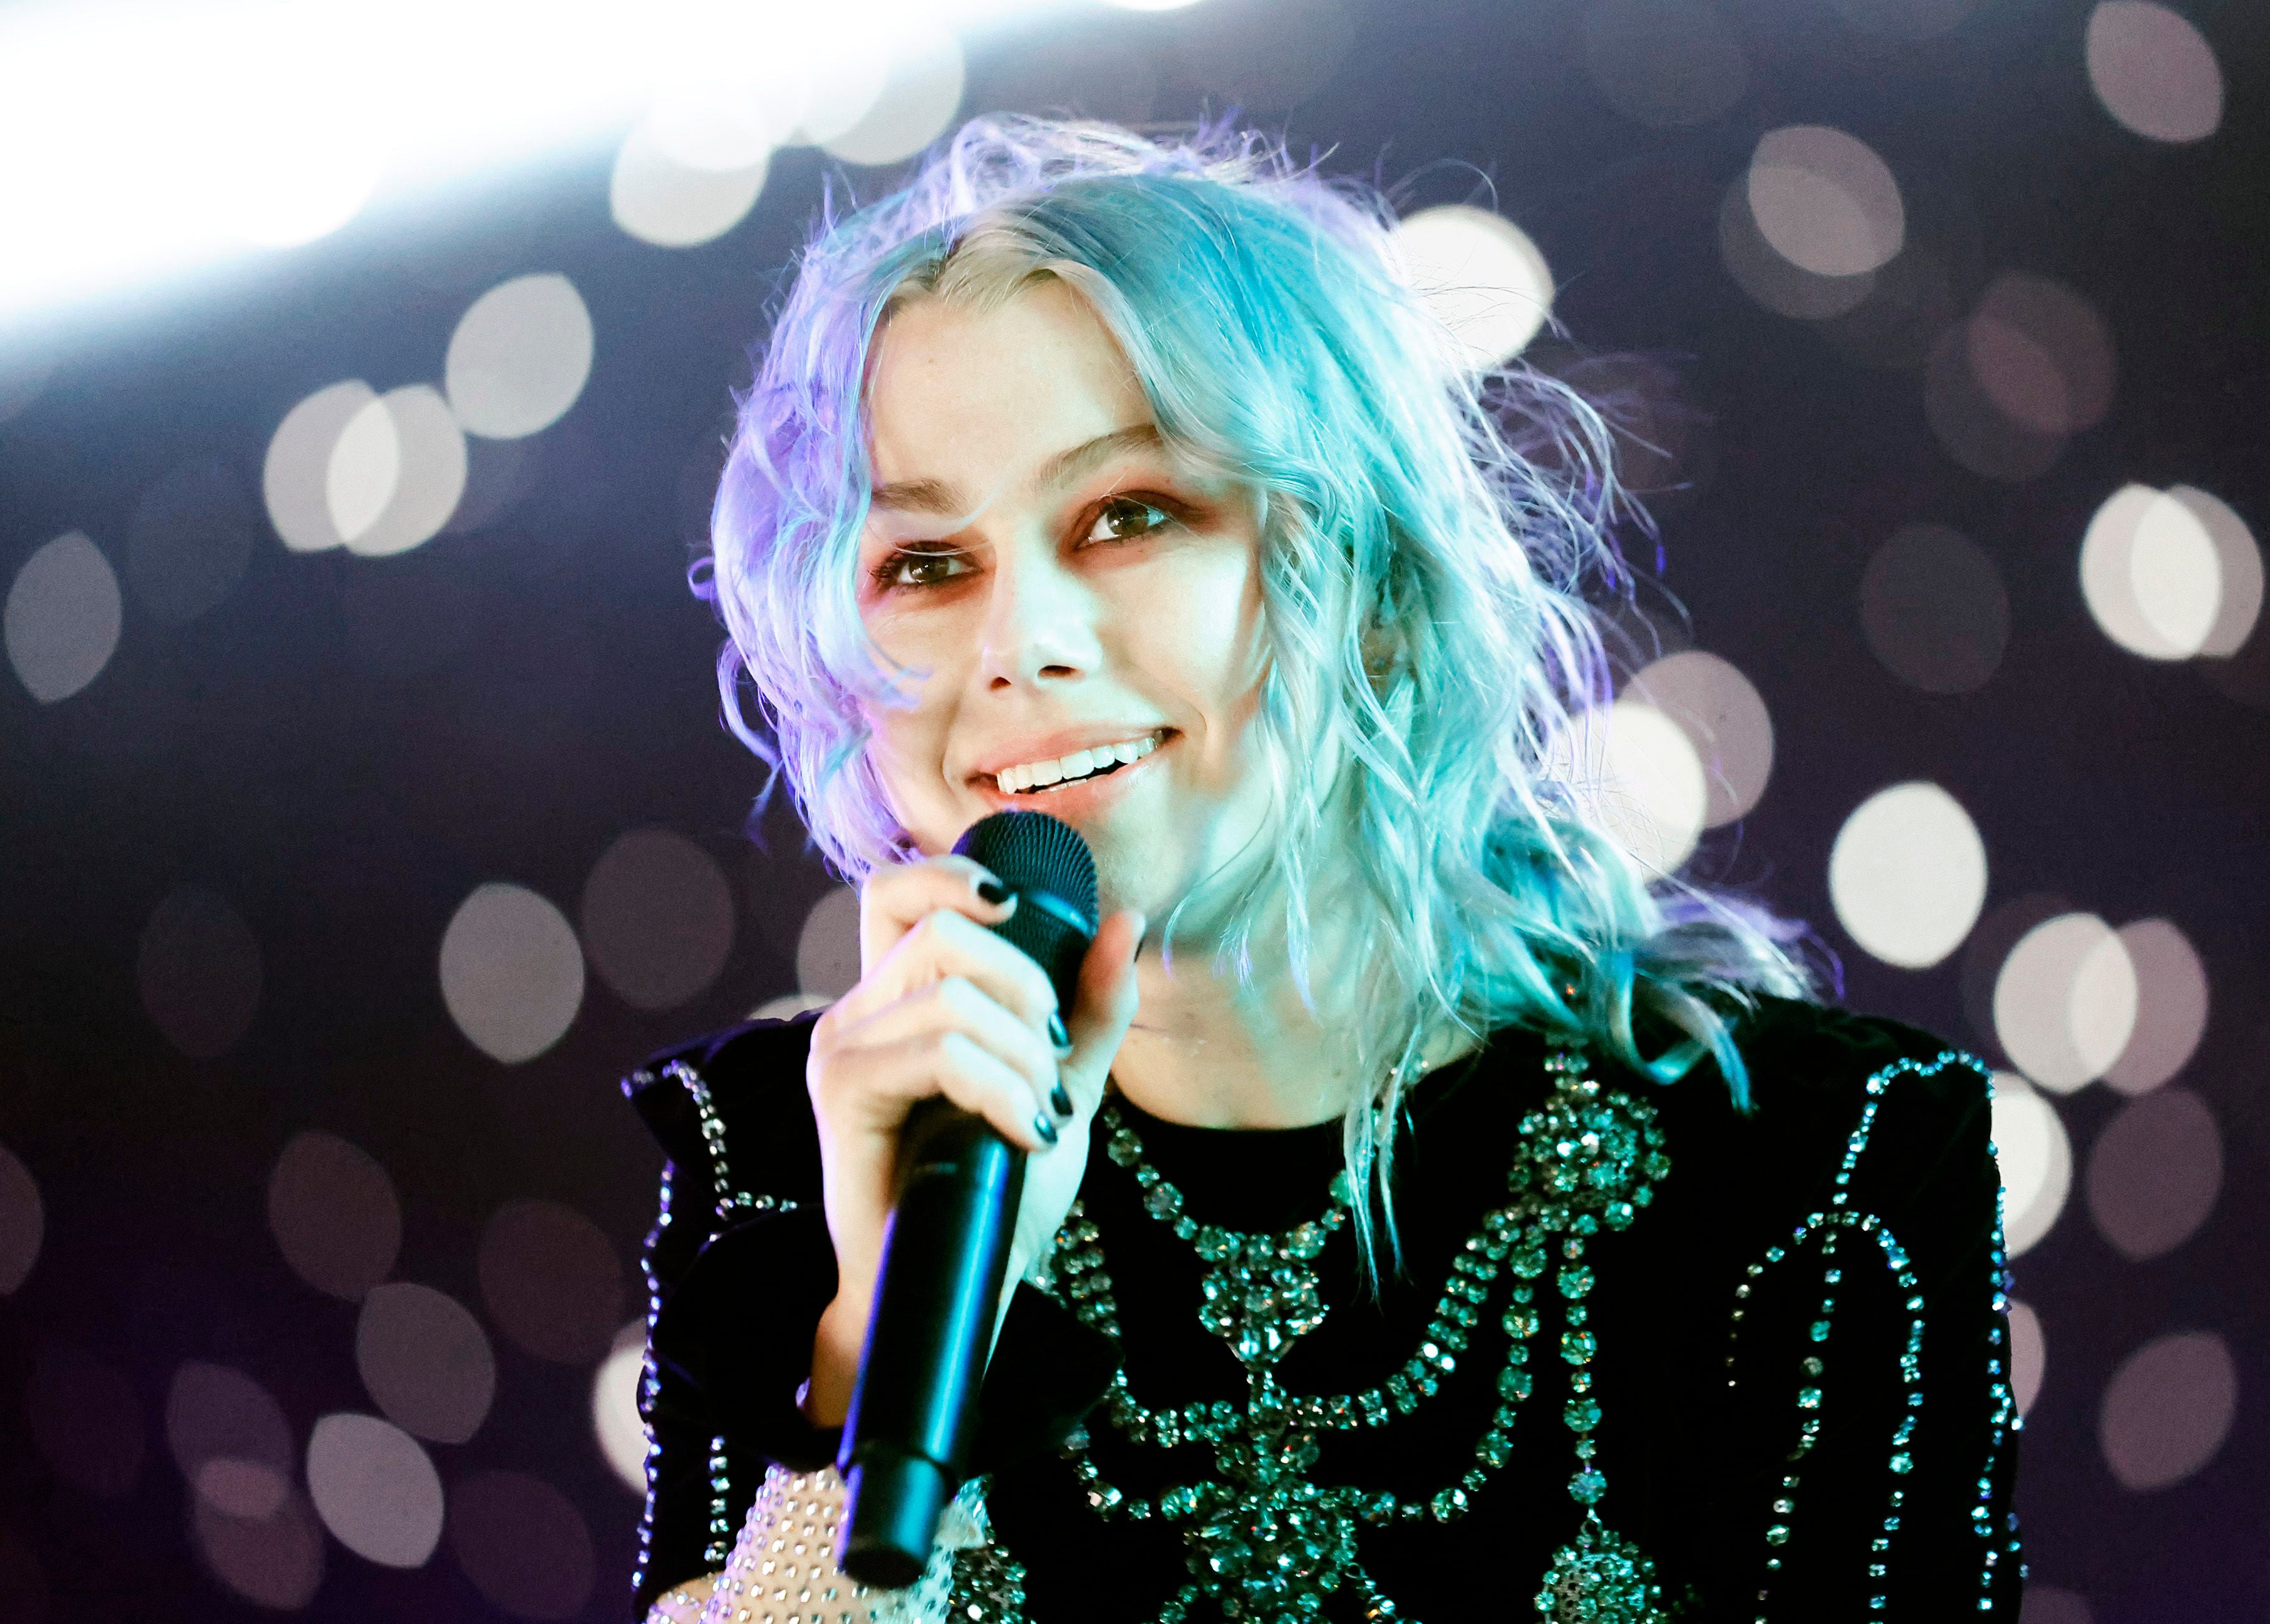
[975,877,1012,906]
[1050,1082,1072,1117]
[1047,1012,1070,1050]
[1032,1110,1059,1147]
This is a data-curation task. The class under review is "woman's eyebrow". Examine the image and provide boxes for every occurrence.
[867,422,1165,518]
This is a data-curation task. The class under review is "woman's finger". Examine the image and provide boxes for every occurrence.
[827,1029,1060,1153]
[857,855,1014,972]
[833,974,1061,1116]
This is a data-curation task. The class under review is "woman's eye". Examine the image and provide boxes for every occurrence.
[876,547,972,590]
[1086,497,1173,544]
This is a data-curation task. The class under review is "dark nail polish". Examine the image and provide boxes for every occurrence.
[976,877,1012,906]
[1050,1082,1073,1117]
[1033,1110,1059,1146]
[1047,1012,1070,1050]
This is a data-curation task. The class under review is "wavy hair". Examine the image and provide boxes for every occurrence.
[700,114,1818,1266]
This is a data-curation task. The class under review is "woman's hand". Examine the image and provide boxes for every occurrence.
[802,852,1144,1425]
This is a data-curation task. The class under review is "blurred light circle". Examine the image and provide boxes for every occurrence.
[2007,1298,2044,1418]
[1965,273,2116,437]
[1391,205,1555,368]
[446,434,543,537]
[356,1283,496,1444]
[1581,0,1746,128]
[190,1486,325,1608]
[1992,1073,2073,1256]
[2080,483,2223,659]
[2098,1330,2237,1491]
[305,1413,443,1568]
[268,1130,401,1301]
[138,884,262,1060]
[446,275,595,441]
[1623,650,1773,826]
[642,73,798,172]
[1718,178,1874,321]
[1826,781,1988,969]
[2019,1588,2094,1624]
[1860,523,2009,693]
[791,50,890,147]
[2085,1087,2221,1260]
[5,532,121,704]
[591,1321,648,1494]
[2169,486,2263,657]
[580,828,736,1011]
[2086,2,2223,144]
[265,380,376,552]
[337,386,469,558]
[207,41,388,247]
[610,123,770,249]
[478,1199,624,1364]
[797,886,863,1000]
[439,882,585,1064]
[447,1471,596,1621]
[1994,913,2137,1093]
[165,1363,292,1519]
[1924,322,2065,483]
[0,1143,41,1294]
[25,1342,144,1496]
[821,28,967,168]
[1826,0,1983,38]
[125,458,255,625]
[2103,918,2208,1094]
[1549,700,1709,872]
[1746,126,1905,278]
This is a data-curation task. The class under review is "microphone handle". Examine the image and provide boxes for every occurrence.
[837,1099,1027,1589]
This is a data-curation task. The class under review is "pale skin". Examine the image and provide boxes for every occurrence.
[800,278,1468,1427]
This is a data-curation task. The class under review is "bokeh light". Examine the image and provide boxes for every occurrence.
[447,1471,597,1621]
[1746,126,1905,278]
[796,886,863,1001]
[446,275,596,441]
[25,1342,144,1497]
[478,1199,624,1364]
[1550,700,1709,872]
[1964,273,2116,439]
[2103,918,2208,1094]
[331,385,469,558]
[2081,483,2230,660]
[166,1363,293,1520]
[591,1321,649,1494]
[439,882,586,1064]
[305,1412,444,1568]
[356,1283,497,1444]
[1719,177,1874,321]
[821,28,968,168]
[580,828,736,1011]
[267,1130,402,1301]
[2171,486,2264,658]
[2098,1330,2237,1491]
[2019,1588,2094,1624]
[1993,913,2137,1093]
[1581,0,1746,129]
[0,1142,41,1294]
[1859,523,2009,693]
[1924,321,2065,483]
[6,532,122,705]
[2085,1087,2220,1260]
[124,458,255,625]
[1826,781,1988,969]
[610,124,772,250]
[2008,1298,2045,1417]
[1992,1073,2073,1257]
[1390,205,1555,368]
[2086,2,2223,145]
[1623,650,1774,826]
[138,884,263,1060]
[190,1486,326,1609]
[265,380,379,553]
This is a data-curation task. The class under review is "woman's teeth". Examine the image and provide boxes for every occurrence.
[995,730,1163,794]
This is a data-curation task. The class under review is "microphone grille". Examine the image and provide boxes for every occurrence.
[953,811,1097,929]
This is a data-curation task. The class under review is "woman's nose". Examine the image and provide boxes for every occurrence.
[977,534,1102,688]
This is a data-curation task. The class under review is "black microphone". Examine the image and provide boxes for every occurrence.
[837,809,1098,1588]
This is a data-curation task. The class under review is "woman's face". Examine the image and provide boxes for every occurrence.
[855,277,1273,921]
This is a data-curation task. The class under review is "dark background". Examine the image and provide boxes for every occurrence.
[2,0,2263,1618]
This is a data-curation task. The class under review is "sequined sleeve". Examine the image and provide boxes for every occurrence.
[1719,1044,2025,1619]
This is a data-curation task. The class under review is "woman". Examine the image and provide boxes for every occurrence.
[622,118,2022,1623]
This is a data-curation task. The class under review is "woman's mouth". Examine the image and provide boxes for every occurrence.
[979,728,1173,806]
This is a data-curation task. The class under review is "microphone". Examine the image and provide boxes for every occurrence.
[837,809,1098,1588]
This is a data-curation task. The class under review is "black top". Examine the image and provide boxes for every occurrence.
[621,996,2024,1622]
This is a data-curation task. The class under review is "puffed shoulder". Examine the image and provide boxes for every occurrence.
[621,1011,827,1219]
